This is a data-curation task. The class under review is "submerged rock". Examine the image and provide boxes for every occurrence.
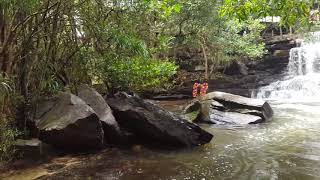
[107,94,213,148]
[34,92,104,150]
[77,84,122,144]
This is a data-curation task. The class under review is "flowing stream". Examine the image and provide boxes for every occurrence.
[113,33,320,179]
[2,34,320,180]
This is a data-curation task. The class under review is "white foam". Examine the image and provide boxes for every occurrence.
[256,32,320,101]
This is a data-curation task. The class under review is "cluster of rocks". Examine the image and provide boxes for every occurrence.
[183,91,273,125]
[28,85,213,151]
[17,84,274,155]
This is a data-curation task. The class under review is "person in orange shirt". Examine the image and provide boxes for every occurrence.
[200,81,208,97]
[192,82,200,98]
[192,79,209,98]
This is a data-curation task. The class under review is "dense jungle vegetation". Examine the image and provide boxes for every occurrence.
[0,0,316,162]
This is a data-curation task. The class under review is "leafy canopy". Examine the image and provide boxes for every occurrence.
[221,0,314,26]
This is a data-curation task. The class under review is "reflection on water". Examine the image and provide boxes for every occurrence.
[112,32,320,179]
[3,101,319,180]
[116,101,320,180]
[3,33,320,179]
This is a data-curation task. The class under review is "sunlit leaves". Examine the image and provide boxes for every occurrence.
[220,0,313,26]
[218,19,266,60]
[0,75,12,103]
[144,0,182,18]
[103,57,178,92]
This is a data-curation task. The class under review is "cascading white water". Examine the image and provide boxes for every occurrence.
[255,32,320,102]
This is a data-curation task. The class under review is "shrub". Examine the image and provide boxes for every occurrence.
[104,57,178,92]
[0,118,20,163]
[0,75,19,163]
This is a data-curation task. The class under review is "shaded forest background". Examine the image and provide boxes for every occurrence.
[0,0,316,162]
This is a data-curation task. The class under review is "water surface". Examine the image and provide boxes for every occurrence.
[2,33,320,179]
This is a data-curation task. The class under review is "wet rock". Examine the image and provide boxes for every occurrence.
[273,50,290,57]
[265,39,296,51]
[232,109,265,119]
[195,100,212,122]
[14,139,43,157]
[224,61,248,76]
[183,100,201,114]
[152,94,191,100]
[194,65,205,71]
[77,84,121,144]
[184,99,225,122]
[202,91,273,121]
[35,92,104,150]
[107,94,213,148]
[209,109,263,124]
[182,100,201,122]
[183,92,273,125]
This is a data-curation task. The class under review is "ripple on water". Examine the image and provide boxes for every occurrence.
[2,101,320,180]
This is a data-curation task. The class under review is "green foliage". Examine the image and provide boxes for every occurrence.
[218,19,266,61]
[0,76,19,163]
[168,0,266,71]
[0,1,316,153]
[144,0,182,18]
[102,57,178,92]
[220,0,313,26]
[0,75,12,103]
[0,118,20,163]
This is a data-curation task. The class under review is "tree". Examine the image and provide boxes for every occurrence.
[221,0,313,26]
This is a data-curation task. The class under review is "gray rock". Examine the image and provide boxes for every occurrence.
[195,65,205,71]
[273,50,290,57]
[107,95,213,148]
[152,94,191,100]
[14,139,43,157]
[183,100,201,114]
[202,91,273,121]
[232,109,265,119]
[209,109,263,125]
[183,91,273,125]
[77,84,121,144]
[184,99,226,122]
[224,61,248,76]
[210,100,225,111]
[35,92,104,150]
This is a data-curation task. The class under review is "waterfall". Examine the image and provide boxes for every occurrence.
[255,32,320,102]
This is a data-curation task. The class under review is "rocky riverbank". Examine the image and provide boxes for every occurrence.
[183,91,273,125]
[1,36,289,180]
[27,85,213,151]
[147,36,298,99]
[1,86,275,180]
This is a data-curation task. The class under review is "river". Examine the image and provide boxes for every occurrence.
[2,34,320,179]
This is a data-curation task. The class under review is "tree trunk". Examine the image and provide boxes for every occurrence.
[0,5,7,75]
[201,42,208,81]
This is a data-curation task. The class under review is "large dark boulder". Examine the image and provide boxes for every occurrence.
[107,94,213,148]
[77,84,122,144]
[34,92,104,150]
